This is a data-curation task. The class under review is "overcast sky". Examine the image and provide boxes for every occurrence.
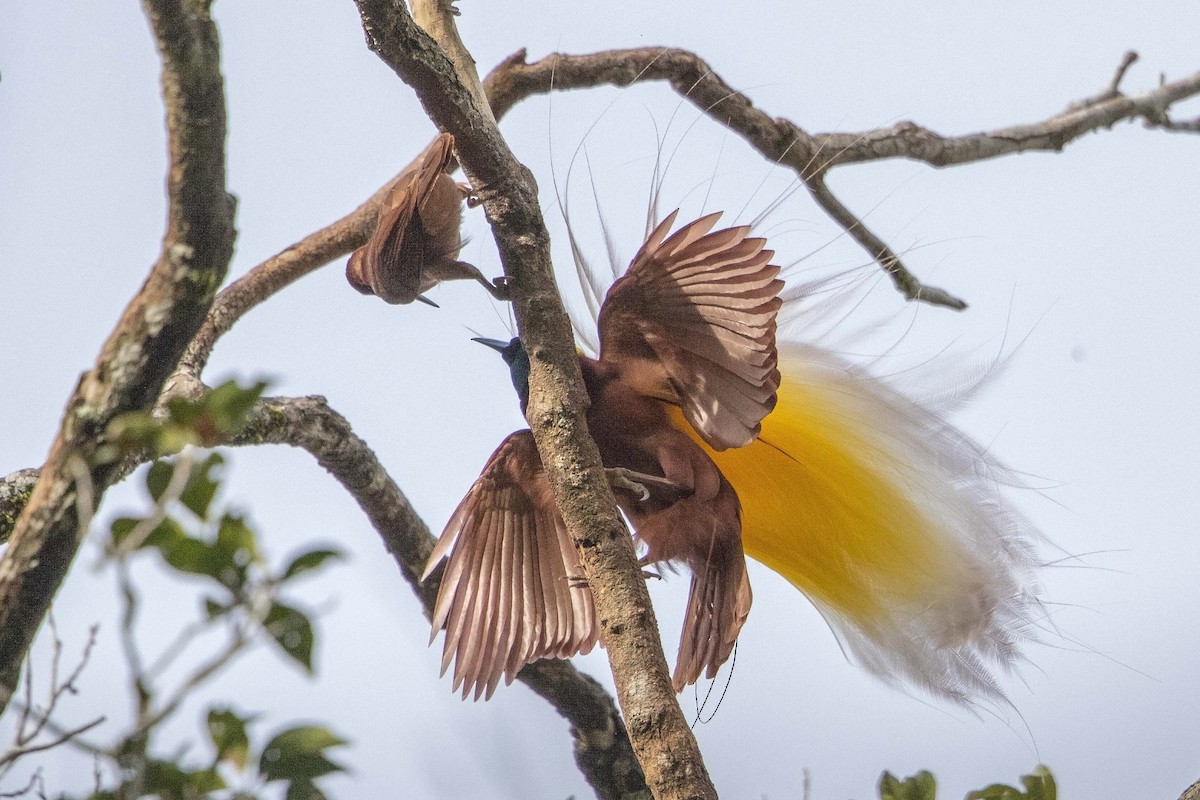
[3,1,1200,798]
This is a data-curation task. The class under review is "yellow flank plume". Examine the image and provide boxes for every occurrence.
[668,345,1040,703]
[669,380,946,631]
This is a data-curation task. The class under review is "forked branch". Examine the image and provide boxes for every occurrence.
[483,47,1200,308]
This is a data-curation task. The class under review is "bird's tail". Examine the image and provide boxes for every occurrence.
[674,344,1044,705]
[634,477,753,692]
[674,545,753,692]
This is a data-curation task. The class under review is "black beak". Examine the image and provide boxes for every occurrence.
[472,337,510,353]
[415,294,440,308]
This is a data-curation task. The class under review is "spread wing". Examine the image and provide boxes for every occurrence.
[596,210,784,450]
[422,430,599,700]
[346,132,459,303]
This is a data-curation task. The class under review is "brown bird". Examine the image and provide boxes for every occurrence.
[423,210,783,699]
[346,132,507,306]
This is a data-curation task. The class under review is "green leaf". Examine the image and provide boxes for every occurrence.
[146,460,174,502]
[185,768,225,793]
[109,516,141,549]
[880,770,937,800]
[1022,765,1057,800]
[143,760,225,799]
[205,379,268,431]
[161,535,222,577]
[108,411,167,452]
[180,452,224,520]
[966,766,1056,800]
[207,707,252,769]
[165,395,203,426]
[286,779,328,800]
[264,602,316,672]
[259,725,347,782]
[216,513,259,567]
[143,519,234,584]
[144,516,186,550]
[203,596,229,620]
[281,548,344,582]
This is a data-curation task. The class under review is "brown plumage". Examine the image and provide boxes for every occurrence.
[423,210,783,696]
[346,133,507,305]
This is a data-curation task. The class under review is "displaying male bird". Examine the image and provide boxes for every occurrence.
[424,210,1043,706]
[424,210,782,698]
[346,132,508,306]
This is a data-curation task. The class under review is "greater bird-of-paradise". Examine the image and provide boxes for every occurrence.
[422,207,1042,705]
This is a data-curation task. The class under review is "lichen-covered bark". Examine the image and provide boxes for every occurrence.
[0,471,39,546]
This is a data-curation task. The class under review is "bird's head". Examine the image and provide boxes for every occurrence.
[473,337,530,414]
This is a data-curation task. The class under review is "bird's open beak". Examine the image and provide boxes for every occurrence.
[471,337,510,352]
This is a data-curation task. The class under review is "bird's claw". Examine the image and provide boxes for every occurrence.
[489,276,512,302]
[456,182,482,208]
[606,468,650,502]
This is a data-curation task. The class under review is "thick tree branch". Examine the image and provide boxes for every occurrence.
[0,0,235,716]
[351,4,716,798]
[482,47,1200,307]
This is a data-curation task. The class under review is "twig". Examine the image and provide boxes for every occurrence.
[138,626,249,734]
[1,623,102,774]
[115,560,149,703]
[805,173,966,307]
[0,768,40,798]
[143,617,213,682]
[0,718,105,770]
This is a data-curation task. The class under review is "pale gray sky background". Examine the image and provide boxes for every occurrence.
[3,1,1200,798]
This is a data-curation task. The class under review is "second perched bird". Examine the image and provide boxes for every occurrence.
[346,132,507,306]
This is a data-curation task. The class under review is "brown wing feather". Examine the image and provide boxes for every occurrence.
[597,210,785,450]
[423,431,599,700]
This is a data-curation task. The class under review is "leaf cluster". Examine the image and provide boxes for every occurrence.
[879,766,1056,800]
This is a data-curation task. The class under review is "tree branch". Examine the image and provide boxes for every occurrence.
[352,4,715,797]
[0,0,235,717]
[482,47,1200,307]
